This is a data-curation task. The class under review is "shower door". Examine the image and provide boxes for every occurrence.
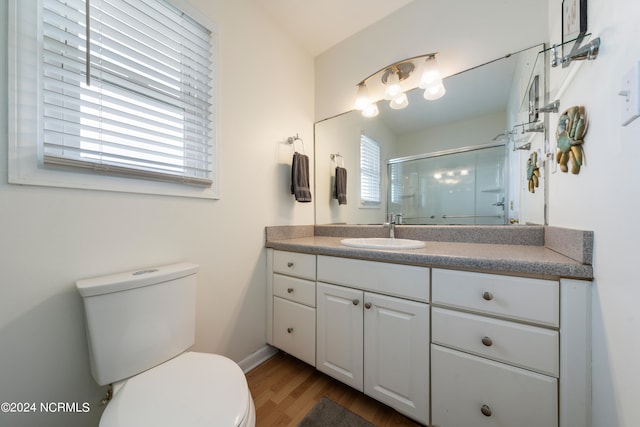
[388,145,506,225]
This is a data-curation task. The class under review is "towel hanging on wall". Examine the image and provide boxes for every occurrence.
[291,152,312,202]
[334,166,347,205]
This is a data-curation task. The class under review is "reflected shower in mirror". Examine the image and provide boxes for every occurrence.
[314,43,546,225]
[388,144,506,225]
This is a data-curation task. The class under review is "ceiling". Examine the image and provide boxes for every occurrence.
[253,0,414,56]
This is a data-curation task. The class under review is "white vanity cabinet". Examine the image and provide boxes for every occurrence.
[430,268,591,427]
[316,256,430,425]
[268,250,317,366]
[266,247,590,427]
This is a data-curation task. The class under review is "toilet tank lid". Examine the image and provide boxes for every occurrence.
[76,263,199,297]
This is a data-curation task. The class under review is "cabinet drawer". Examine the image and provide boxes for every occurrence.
[273,297,316,366]
[273,251,316,280]
[432,307,559,377]
[317,255,429,302]
[273,274,316,307]
[432,268,559,327]
[432,345,558,427]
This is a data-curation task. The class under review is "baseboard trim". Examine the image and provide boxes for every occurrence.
[238,344,279,373]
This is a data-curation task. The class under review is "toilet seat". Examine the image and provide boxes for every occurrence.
[100,352,253,427]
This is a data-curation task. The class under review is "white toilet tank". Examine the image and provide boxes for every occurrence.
[76,263,199,386]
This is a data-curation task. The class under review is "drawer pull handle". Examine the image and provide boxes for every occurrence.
[287,288,294,294]
[480,404,492,417]
[287,262,294,268]
[482,291,494,301]
[481,336,493,347]
[364,302,372,309]
[287,327,294,333]
[352,299,360,306]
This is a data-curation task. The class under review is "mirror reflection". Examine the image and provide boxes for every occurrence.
[315,44,545,225]
[388,144,506,225]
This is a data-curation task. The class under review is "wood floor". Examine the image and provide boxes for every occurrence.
[245,352,422,427]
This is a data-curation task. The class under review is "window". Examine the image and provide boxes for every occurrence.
[359,135,381,206]
[389,162,402,205]
[9,0,217,198]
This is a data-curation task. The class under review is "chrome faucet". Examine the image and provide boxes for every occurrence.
[384,213,402,238]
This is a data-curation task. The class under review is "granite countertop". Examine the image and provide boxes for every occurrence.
[265,226,594,280]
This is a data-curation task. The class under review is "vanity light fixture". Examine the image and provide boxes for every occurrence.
[354,53,444,117]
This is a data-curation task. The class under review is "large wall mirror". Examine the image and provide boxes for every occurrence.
[315,43,547,225]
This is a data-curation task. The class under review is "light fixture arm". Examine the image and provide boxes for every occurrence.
[354,52,443,117]
[356,53,438,86]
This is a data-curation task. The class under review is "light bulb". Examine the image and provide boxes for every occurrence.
[419,57,441,89]
[423,83,446,100]
[384,70,403,100]
[354,83,371,110]
[419,56,446,100]
[362,103,379,118]
[389,92,408,110]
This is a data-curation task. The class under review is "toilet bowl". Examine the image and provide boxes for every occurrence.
[100,352,255,427]
[76,263,255,427]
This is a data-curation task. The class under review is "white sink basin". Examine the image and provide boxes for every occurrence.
[340,237,426,250]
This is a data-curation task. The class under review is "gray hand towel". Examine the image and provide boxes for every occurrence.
[291,152,312,202]
[334,166,347,205]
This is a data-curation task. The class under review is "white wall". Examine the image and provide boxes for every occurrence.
[393,111,507,158]
[546,0,640,425]
[0,1,314,426]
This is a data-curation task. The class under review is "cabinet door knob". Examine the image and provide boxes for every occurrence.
[481,336,493,347]
[364,302,372,309]
[480,404,492,417]
[287,327,294,333]
[287,262,294,268]
[287,288,294,293]
[482,291,494,301]
[352,299,360,306]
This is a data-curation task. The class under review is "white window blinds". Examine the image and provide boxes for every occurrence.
[360,135,381,205]
[42,0,214,186]
[389,162,402,205]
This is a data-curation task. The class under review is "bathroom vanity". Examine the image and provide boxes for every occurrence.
[265,225,592,427]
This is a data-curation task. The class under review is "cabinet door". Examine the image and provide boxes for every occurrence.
[316,282,364,391]
[432,345,558,427]
[364,293,429,425]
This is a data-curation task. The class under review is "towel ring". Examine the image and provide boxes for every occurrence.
[287,134,305,154]
[330,153,345,168]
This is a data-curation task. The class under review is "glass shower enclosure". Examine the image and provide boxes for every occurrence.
[387,144,507,225]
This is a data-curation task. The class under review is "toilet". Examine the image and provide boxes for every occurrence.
[76,263,255,427]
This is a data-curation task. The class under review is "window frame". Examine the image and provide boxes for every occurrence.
[8,0,219,199]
